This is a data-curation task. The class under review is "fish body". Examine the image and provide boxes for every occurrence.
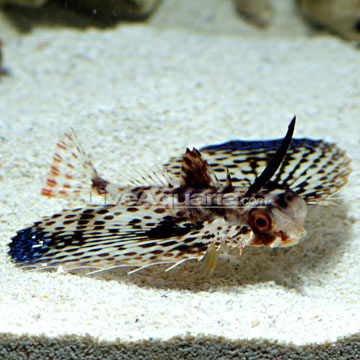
[8,119,351,274]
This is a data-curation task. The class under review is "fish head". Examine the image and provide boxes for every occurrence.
[247,189,308,247]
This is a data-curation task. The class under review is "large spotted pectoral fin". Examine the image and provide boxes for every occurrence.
[165,132,350,204]
[8,204,243,274]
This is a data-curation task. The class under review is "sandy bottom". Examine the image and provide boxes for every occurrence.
[0,1,360,358]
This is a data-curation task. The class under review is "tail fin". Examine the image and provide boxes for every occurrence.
[41,129,108,201]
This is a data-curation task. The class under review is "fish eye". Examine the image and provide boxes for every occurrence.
[249,210,272,233]
[255,216,267,228]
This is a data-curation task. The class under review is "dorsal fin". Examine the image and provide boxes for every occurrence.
[245,116,296,196]
[222,168,234,193]
[180,148,219,188]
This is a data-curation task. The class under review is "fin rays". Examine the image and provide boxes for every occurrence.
[8,120,351,275]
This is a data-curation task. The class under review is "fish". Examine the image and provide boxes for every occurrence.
[8,117,351,275]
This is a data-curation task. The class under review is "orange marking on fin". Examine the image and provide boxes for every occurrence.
[65,174,73,180]
[63,184,71,189]
[47,179,57,187]
[41,188,54,197]
[57,143,67,150]
[53,153,62,162]
[51,165,60,174]
[98,253,110,258]
[67,163,74,169]
[164,253,175,257]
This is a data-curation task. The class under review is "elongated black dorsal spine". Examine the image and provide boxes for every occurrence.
[245,116,296,196]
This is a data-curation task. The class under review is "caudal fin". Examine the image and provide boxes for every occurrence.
[41,128,107,201]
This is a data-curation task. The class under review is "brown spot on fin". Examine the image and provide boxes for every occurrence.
[222,168,234,193]
[180,148,218,188]
[92,175,110,195]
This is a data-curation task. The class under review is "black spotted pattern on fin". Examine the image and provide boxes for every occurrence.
[8,205,241,271]
[165,138,351,203]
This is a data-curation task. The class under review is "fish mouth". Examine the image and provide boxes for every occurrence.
[270,227,307,248]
